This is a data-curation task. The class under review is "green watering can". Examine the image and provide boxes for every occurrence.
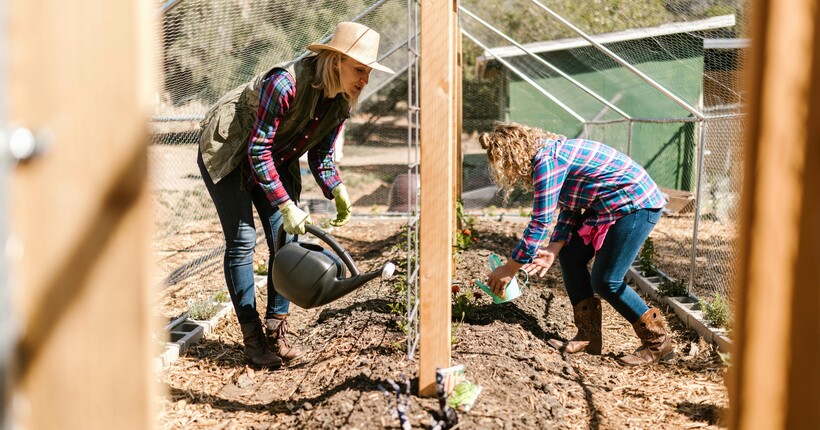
[473,254,528,304]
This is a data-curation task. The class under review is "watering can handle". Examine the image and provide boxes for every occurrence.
[275,223,361,276]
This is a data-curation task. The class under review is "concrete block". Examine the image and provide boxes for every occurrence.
[169,322,204,355]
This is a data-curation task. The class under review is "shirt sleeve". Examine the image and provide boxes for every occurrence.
[550,208,583,242]
[307,121,344,199]
[510,153,568,263]
[247,71,296,206]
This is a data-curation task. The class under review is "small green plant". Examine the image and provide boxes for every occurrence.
[455,200,478,251]
[451,284,482,322]
[637,237,657,277]
[700,294,732,329]
[657,278,687,297]
[255,260,268,275]
[188,298,221,321]
[214,290,230,303]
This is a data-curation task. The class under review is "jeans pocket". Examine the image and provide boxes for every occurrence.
[646,208,662,224]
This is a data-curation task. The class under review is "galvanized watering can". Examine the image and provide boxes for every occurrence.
[272,224,395,309]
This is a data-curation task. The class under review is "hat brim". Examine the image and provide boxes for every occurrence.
[307,43,395,74]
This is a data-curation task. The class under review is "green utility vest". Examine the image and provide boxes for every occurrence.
[198,56,350,185]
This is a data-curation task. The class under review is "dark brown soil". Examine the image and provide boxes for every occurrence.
[157,216,728,429]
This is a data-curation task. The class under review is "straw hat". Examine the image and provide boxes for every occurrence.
[307,22,395,74]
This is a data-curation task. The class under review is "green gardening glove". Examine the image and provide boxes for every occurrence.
[280,201,312,234]
[330,184,352,227]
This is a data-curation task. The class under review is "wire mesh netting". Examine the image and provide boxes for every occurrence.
[458,0,749,310]
[150,0,748,347]
[150,0,420,347]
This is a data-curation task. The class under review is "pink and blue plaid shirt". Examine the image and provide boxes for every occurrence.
[244,69,343,206]
[510,137,667,264]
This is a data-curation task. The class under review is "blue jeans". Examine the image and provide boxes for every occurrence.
[197,151,296,324]
[558,208,662,324]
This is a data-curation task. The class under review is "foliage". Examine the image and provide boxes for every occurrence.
[214,290,231,303]
[657,278,687,297]
[255,260,268,275]
[188,298,223,321]
[700,294,732,329]
[451,284,483,322]
[387,227,416,336]
[455,200,479,251]
[637,237,657,277]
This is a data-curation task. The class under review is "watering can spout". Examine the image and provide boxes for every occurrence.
[317,262,396,306]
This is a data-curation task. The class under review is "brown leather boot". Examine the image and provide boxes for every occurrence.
[548,297,602,355]
[618,307,675,366]
[266,315,303,363]
[239,320,282,368]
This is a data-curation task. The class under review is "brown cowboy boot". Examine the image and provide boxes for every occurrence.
[266,315,303,363]
[239,320,282,368]
[618,307,675,366]
[548,297,602,355]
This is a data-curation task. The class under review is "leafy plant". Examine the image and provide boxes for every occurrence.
[700,294,732,329]
[214,290,230,303]
[188,298,222,321]
[455,200,478,251]
[657,278,687,297]
[637,237,658,277]
[451,284,482,322]
[255,260,268,275]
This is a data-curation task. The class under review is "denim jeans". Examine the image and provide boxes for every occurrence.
[558,208,662,324]
[197,150,296,324]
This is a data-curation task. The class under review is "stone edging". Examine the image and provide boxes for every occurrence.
[625,265,732,353]
[154,275,265,372]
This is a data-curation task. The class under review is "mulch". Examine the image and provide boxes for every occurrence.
[156,216,729,429]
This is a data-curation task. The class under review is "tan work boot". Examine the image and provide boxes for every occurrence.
[239,320,282,368]
[548,297,603,355]
[266,315,303,363]
[618,307,675,366]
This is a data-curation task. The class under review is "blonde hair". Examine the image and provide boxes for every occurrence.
[478,122,564,200]
[311,50,359,108]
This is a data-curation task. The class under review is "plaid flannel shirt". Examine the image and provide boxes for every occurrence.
[510,137,667,264]
[244,69,343,206]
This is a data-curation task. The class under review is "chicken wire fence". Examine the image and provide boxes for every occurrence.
[151,0,422,354]
[151,0,747,355]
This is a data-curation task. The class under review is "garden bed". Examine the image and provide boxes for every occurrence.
[155,215,729,429]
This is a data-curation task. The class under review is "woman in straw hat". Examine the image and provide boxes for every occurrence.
[197,22,394,368]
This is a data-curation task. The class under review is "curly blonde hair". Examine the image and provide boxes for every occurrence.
[478,122,564,200]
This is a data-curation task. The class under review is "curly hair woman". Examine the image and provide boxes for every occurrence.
[480,122,674,366]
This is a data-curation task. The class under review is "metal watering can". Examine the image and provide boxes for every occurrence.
[272,224,396,309]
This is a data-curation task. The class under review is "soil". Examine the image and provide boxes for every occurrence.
[156,215,729,430]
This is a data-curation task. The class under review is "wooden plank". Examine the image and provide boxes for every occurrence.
[419,0,456,396]
[729,0,820,428]
[7,0,157,428]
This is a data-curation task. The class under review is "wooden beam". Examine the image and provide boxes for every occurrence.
[729,0,820,428]
[8,0,157,428]
[419,0,456,396]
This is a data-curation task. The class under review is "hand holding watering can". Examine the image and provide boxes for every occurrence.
[474,254,529,304]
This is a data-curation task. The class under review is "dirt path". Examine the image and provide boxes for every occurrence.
[157,217,728,429]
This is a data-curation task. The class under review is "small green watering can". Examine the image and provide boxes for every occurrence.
[473,254,528,304]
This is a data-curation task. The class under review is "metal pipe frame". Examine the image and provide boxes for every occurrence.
[460,5,631,121]
[462,29,586,123]
[530,0,705,120]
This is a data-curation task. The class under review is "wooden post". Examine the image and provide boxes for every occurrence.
[419,0,456,396]
[729,0,820,428]
[7,0,157,428]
